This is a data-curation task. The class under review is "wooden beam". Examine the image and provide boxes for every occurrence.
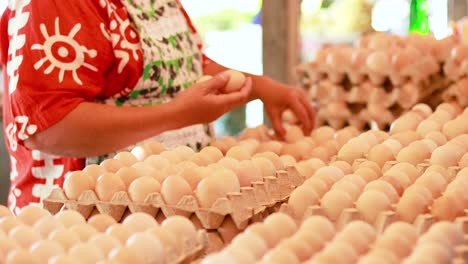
[262,0,300,85]
[448,0,468,21]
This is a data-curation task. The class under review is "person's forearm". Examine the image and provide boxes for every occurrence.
[204,62,276,101]
[24,101,187,157]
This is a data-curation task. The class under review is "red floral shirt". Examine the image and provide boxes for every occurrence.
[1,0,210,213]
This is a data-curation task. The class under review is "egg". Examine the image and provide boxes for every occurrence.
[421,221,464,247]
[113,152,138,167]
[144,155,171,170]
[303,178,328,197]
[340,175,367,192]
[16,206,50,226]
[311,126,335,142]
[414,171,447,198]
[280,143,303,161]
[29,240,64,262]
[100,159,125,173]
[314,166,345,186]
[130,145,153,161]
[430,145,461,167]
[68,243,105,264]
[288,186,320,218]
[285,125,305,143]
[253,152,284,170]
[382,171,410,195]
[161,216,197,246]
[299,216,335,243]
[403,185,433,202]
[146,226,179,254]
[314,241,359,264]
[263,213,298,241]
[230,233,268,259]
[261,248,300,264]
[87,214,117,233]
[328,161,352,175]
[88,233,121,256]
[279,155,297,167]
[395,191,430,222]
[239,139,260,154]
[95,173,126,202]
[223,70,246,92]
[277,237,315,261]
[199,146,223,163]
[246,223,280,248]
[396,142,430,166]
[384,222,418,245]
[179,167,209,190]
[381,139,403,156]
[105,224,132,244]
[114,167,139,189]
[232,160,263,187]
[159,150,183,164]
[5,249,38,264]
[143,141,166,155]
[82,164,107,183]
[356,190,391,223]
[334,221,376,254]
[54,210,86,228]
[122,213,158,233]
[252,157,276,177]
[195,169,240,208]
[108,246,138,263]
[331,180,361,200]
[409,243,451,264]
[8,225,41,249]
[390,131,421,147]
[424,131,447,146]
[33,216,64,239]
[368,145,395,168]
[373,233,412,259]
[359,248,399,264]
[257,141,284,155]
[69,224,98,242]
[161,175,192,205]
[131,161,159,179]
[225,146,251,161]
[364,180,399,203]
[386,162,419,183]
[0,216,23,234]
[416,119,442,137]
[354,167,379,183]
[126,177,161,204]
[63,171,94,200]
[430,194,465,221]
[321,190,354,221]
[48,229,81,251]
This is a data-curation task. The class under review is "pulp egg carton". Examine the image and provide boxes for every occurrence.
[44,167,305,230]
[164,229,208,264]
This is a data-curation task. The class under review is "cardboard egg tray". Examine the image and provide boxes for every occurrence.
[43,167,305,231]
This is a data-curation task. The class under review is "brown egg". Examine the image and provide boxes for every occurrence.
[54,210,86,228]
[172,145,195,160]
[263,213,297,240]
[390,131,421,147]
[329,161,352,175]
[396,142,431,166]
[68,243,105,264]
[340,174,367,191]
[195,169,240,208]
[199,146,223,163]
[416,119,442,137]
[113,152,138,167]
[179,167,209,190]
[226,146,251,161]
[144,155,171,170]
[303,178,328,197]
[114,167,140,189]
[223,70,246,92]
[285,125,305,143]
[87,214,117,233]
[288,186,320,218]
[337,141,367,164]
[421,221,464,247]
[321,190,354,221]
[82,164,107,184]
[280,143,303,161]
[311,126,335,142]
[0,216,23,235]
[403,185,433,202]
[253,152,284,170]
[33,216,64,239]
[8,225,41,248]
[386,162,419,183]
[146,226,178,253]
[396,191,430,222]
[293,230,325,256]
[412,103,432,118]
[381,139,403,156]
[408,243,451,264]
[48,229,80,251]
[95,173,126,202]
[238,139,260,155]
[5,249,38,264]
[130,145,153,161]
[314,241,359,264]
[414,171,447,198]
[127,176,161,203]
[331,180,361,201]
[276,238,312,261]
[122,213,158,234]
[354,167,379,183]
[246,223,281,248]
[63,171,94,200]
[384,222,418,245]
[442,117,468,140]
[364,180,399,204]
[356,190,391,223]
[108,246,138,264]
[252,157,276,177]
[430,145,461,167]
[308,146,334,162]
[16,206,51,226]
[161,216,197,245]
[100,159,125,173]
[105,224,132,244]
[161,175,192,205]
[314,166,344,185]
[261,248,300,264]
[356,160,381,177]
[382,171,410,195]
[29,240,64,262]
[374,233,412,259]
[299,216,335,243]
[69,224,98,242]
[424,131,447,146]
[232,160,263,187]
[358,249,399,264]
[335,221,376,254]
[143,141,166,155]
[390,112,424,134]
[230,233,268,259]
[257,141,284,155]
[88,233,121,256]
[430,194,465,221]
[368,144,395,168]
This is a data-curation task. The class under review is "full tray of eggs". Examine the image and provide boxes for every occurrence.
[294,32,468,130]
[43,140,306,230]
[201,213,467,264]
[0,206,206,264]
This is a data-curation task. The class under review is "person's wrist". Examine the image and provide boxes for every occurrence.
[158,100,192,131]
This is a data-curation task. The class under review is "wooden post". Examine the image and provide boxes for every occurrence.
[262,0,300,85]
[448,0,468,21]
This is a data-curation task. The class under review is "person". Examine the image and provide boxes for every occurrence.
[0,0,315,213]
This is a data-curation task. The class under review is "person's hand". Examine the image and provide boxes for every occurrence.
[258,79,315,138]
[170,72,252,125]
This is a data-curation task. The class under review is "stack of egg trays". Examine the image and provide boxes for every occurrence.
[43,166,305,231]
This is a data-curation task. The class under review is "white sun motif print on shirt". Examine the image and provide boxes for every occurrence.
[31,18,98,85]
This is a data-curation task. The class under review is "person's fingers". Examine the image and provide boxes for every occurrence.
[201,71,230,93]
[215,77,252,107]
[268,109,286,139]
[299,95,316,133]
[288,95,311,133]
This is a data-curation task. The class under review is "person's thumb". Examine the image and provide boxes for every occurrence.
[200,71,230,93]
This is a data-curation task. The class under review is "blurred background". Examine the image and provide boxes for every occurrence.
[0,0,463,204]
